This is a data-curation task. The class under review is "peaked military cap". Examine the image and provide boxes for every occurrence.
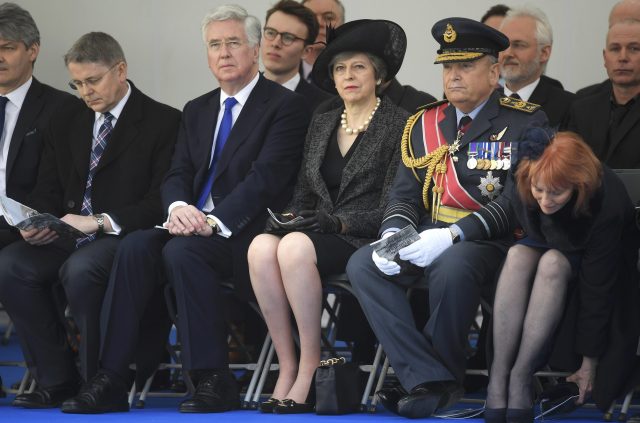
[431,17,509,64]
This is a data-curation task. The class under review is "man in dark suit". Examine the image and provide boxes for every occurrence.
[0,3,75,248]
[61,5,310,414]
[262,0,332,111]
[0,32,180,408]
[577,0,640,97]
[498,6,575,128]
[0,1,75,397]
[346,18,548,419]
[568,19,640,168]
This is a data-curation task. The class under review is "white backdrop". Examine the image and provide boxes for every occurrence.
[15,0,616,109]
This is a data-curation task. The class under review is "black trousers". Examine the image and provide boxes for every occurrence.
[346,240,507,391]
[100,228,234,380]
[0,236,120,386]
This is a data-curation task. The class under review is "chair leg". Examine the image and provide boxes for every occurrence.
[243,333,271,408]
[369,355,391,412]
[2,321,12,345]
[251,341,276,408]
[360,343,385,411]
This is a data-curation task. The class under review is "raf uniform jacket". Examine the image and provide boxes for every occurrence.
[528,76,575,130]
[381,90,548,235]
[161,74,310,300]
[285,96,409,248]
[28,81,181,234]
[454,166,640,412]
[295,77,333,113]
[567,83,640,168]
[0,78,76,234]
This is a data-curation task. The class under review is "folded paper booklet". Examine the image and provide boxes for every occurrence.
[370,225,421,261]
[0,195,88,240]
[267,207,303,226]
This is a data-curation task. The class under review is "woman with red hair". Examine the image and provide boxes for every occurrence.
[449,130,639,423]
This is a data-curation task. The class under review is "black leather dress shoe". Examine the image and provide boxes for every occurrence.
[376,385,408,415]
[273,398,314,414]
[397,381,464,419]
[179,370,240,413]
[61,372,129,414]
[259,397,280,413]
[13,380,79,409]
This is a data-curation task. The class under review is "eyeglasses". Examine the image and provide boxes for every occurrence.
[68,62,120,91]
[263,27,306,46]
[208,39,245,52]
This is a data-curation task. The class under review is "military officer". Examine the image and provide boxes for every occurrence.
[346,17,548,419]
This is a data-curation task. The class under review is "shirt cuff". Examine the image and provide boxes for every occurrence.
[102,213,121,235]
[206,214,232,238]
[449,223,465,241]
[381,228,400,238]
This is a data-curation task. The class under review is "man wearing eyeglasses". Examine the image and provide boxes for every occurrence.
[61,4,309,414]
[262,0,332,111]
[0,31,180,409]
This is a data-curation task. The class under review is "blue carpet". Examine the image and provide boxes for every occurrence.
[0,322,635,422]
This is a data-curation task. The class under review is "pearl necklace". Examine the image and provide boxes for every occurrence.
[341,97,381,135]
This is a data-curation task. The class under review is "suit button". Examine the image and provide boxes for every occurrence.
[67,200,75,208]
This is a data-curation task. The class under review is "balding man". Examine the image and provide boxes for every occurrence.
[568,19,640,168]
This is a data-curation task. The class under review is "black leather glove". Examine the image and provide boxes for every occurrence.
[290,210,341,233]
[264,216,282,233]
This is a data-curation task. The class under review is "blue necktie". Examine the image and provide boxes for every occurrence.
[196,97,237,210]
[77,112,114,246]
[0,96,8,144]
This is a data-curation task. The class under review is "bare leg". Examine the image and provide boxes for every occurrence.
[248,234,297,400]
[486,245,542,409]
[278,232,322,404]
[508,249,571,409]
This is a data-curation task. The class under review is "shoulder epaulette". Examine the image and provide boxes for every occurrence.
[416,98,449,112]
[499,96,541,113]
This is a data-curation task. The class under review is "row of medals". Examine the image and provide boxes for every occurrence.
[467,147,511,170]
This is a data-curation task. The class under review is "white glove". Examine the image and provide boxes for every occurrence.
[398,228,453,268]
[372,250,401,275]
[371,231,400,275]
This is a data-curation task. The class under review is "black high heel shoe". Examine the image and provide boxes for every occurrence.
[484,407,507,423]
[258,397,280,413]
[506,407,534,423]
[273,398,314,414]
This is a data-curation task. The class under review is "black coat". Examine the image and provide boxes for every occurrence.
[528,76,575,130]
[567,82,640,168]
[29,81,181,233]
[1,78,76,236]
[457,167,640,411]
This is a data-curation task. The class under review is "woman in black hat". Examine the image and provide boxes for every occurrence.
[247,19,410,414]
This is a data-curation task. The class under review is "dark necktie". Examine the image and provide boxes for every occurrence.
[458,115,472,134]
[0,96,9,149]
[78,112,114,246]
[196,97,238,210]
[510,92,521,100]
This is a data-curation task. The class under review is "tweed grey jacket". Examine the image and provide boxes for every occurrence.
[286,96,409,248]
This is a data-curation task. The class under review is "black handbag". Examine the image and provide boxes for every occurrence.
[314,357,361,415]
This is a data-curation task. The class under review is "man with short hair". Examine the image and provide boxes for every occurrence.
[481,4,510,30]
[577,0,640,97]
[300,0,345,83]
[262,0,331,110]
[0,31,180,408]
[0,2,75,248]
[61,4,310,414]
[499,6,575,128]
[568,19,640,168]
[346,17,548,419]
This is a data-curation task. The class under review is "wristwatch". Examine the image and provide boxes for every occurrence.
[206,216,220,234]
[93,214,104,234]
[448,225,461,244]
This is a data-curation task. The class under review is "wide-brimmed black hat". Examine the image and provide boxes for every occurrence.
[312,19,407,93]
[431,17,509,64]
